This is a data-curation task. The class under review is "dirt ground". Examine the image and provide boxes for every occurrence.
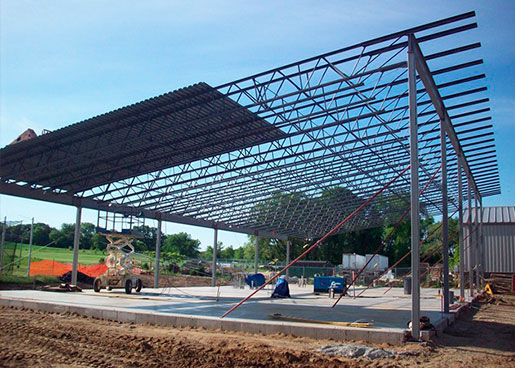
[138,273,232,288]
[0,295,514,368]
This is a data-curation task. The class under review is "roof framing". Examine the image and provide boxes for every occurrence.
[0,11,500,239]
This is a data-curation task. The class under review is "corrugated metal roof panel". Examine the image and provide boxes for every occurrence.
[0,83,286,192]
[464,206,515,224]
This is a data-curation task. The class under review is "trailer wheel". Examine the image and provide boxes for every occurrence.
[125,279,132,294]
[94,278,102,292]
[135,279,142,292]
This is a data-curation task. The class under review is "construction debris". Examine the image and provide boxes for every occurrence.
[41,283,82,292]
[9,128,37,145]
[318,343,418,359]
[476,291,515,306]
[484,273,515,294]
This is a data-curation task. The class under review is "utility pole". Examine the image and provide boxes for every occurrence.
[27,217,34,277]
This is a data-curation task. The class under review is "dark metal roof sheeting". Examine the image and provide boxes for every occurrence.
[0,12,502,238]
[0,82,285,192]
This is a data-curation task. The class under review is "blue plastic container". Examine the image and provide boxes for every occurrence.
[246,273,266,288]
[313,276,345,294]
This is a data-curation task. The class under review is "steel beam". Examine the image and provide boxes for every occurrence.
[479,197,484,285]
[0,217,5,273]
[468,180,473,296]
[458,158,465,299]
[254,234,259,274]
[0,182,288,240]
[71,206,82,285]
[475,196,480,291]
[286,240,291,278]
[26,217,34,277]
[410,36,480,196]
[212,227,218,287]
[408,34,421,341]
[154,218,162,289]
[441,123,449,313]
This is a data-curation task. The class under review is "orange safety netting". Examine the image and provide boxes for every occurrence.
[29,260,108,278]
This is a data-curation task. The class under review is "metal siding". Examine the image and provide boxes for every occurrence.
[463,206,515,273]
[464,223,515,273]
[464,206,515,224]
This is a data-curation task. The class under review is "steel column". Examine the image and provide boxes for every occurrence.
[408,34,421,341]
[212,227,218,287]
[286,241,291,278]
[467,181,473,296]
[457,158,465,299]
[0,217,5,273]
[474,196,480,291]
[26,217,34,277]
[440,124,449,313]
[71,206,82,285]
[154,218,162,289]
[479,197,484,285]
[254,234,259,274]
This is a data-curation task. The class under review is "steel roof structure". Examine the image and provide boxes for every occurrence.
[0,11,500,239]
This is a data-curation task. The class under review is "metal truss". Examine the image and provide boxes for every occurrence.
[0,11,500,239]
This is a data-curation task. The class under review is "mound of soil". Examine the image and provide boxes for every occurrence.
[59,271,95,285]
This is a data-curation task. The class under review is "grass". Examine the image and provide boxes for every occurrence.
[0,274,60,284]
[2,241,106,265]
[1,241,153,277]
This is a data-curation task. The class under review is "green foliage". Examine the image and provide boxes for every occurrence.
[49,224,74,248]
[91,233,108,250]
[162,232,200,258]
[131,225,160,251]
[0,275,60,284]
[161,251,186,264]
[32,223,52,245]
[80,223,96,249]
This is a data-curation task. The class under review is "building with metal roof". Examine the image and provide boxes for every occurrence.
[0,11,503,339]
[464,206,515,274]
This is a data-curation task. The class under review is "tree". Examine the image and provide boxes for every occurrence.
[234,246,246,260]
[200,242,238,260]
[162,232,200,258]
[80,223,96,249]
[49,223,75,248]
[32,223,53,245]
[220,244,235,259]
[315,226,385,265]
[91,233,108,250]
[132,225,160,251]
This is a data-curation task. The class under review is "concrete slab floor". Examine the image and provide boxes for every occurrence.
[0,285,466,344]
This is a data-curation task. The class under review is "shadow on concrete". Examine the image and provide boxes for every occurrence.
[439,303,515,354]
[126,299,447,329]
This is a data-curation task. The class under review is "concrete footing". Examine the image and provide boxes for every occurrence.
[0,286,467,345]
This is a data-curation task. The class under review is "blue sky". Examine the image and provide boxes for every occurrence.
[1,1,514,249]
